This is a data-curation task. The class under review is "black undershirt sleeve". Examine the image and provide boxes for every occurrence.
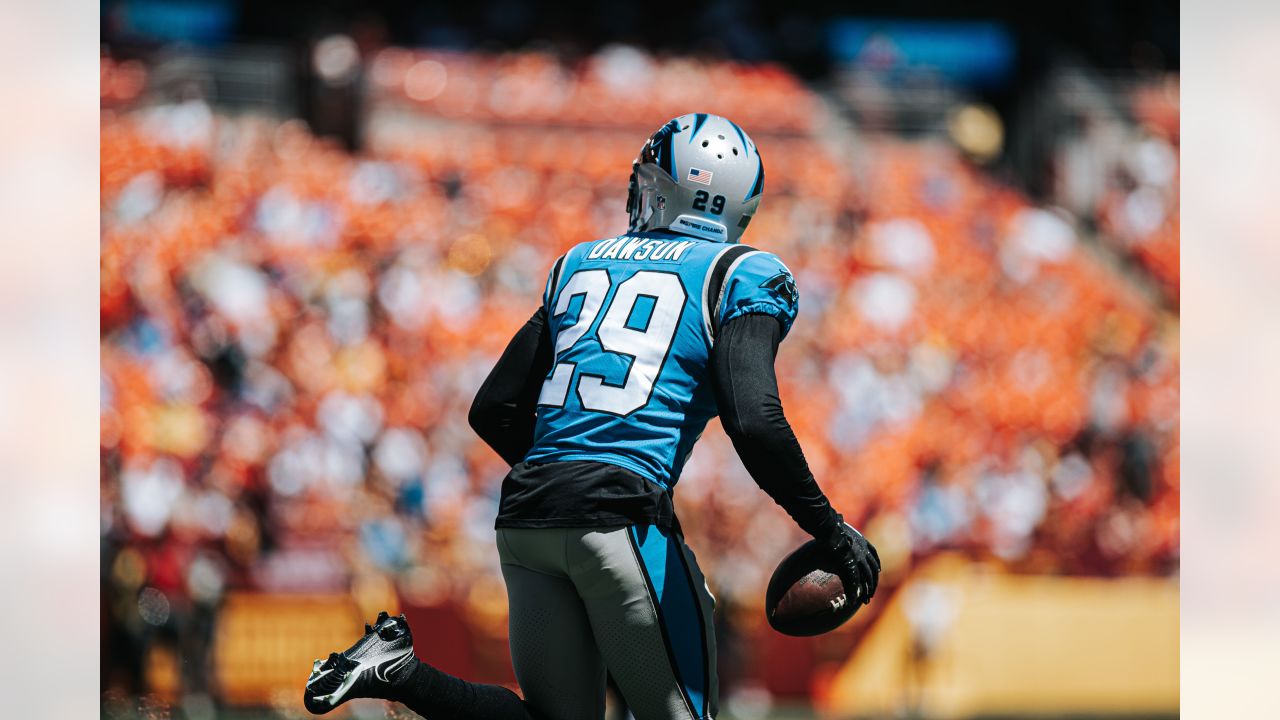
[712,313,843,542]
[468,306,555,466]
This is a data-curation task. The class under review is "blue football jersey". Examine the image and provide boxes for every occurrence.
[524,230,799,487]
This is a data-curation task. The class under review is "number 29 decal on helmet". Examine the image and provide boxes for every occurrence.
[626,113,765,244]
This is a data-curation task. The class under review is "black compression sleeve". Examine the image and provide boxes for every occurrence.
[468,306,554,466]
[712,313,843,541]
[393,660,538,720]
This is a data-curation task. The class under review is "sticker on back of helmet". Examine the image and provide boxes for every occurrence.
[673,214,726,240]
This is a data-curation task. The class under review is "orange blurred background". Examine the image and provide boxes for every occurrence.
[99,9,1179,718]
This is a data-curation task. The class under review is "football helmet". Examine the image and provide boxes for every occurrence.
[626,113,764,244]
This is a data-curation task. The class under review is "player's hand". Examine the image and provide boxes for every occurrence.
[820,521,881,605]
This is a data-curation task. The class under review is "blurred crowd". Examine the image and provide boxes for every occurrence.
[365,46,817,132]
[1098,79,1180,303]
[1049,72,1180,304]
[100,48,1179,701]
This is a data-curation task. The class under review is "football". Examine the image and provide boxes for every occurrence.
[765,540,859,636]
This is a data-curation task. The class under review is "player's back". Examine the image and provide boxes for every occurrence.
[526,230,798,488]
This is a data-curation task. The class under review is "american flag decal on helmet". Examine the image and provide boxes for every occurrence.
[687,167,713,185]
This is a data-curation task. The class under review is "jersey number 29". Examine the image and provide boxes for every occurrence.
[538,269,686,416]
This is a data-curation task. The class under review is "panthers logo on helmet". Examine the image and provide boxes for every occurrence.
[761,271,798,307]
[638,118,681,178]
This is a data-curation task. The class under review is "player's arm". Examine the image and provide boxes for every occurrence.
[712,313,833,537]
[468,305,554,466]
[710,253,880,603]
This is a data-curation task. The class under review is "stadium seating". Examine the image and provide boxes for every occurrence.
[100,48,1179,705]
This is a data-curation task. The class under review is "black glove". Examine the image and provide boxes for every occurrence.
[817,518,881,606]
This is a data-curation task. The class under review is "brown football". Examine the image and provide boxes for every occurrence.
[765,540,859,636]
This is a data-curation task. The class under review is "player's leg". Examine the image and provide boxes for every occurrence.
[571,525,718,720]
[498,527,609,720]
[308,529,599,720]
[366,528,607,720]
[302,529,609,720]
[302,611,537,720]
[671,535,719,719]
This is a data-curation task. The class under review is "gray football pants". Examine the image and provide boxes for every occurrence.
[496,525,718,720]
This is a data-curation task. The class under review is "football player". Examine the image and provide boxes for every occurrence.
[304,114,880,719]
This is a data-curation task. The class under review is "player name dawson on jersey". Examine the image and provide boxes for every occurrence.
[587,236,695,263]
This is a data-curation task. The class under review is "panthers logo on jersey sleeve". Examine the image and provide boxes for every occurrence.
[760,270,798,308]
[718,252,799,338]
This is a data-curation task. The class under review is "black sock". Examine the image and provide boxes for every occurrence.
[391,659,538,720]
